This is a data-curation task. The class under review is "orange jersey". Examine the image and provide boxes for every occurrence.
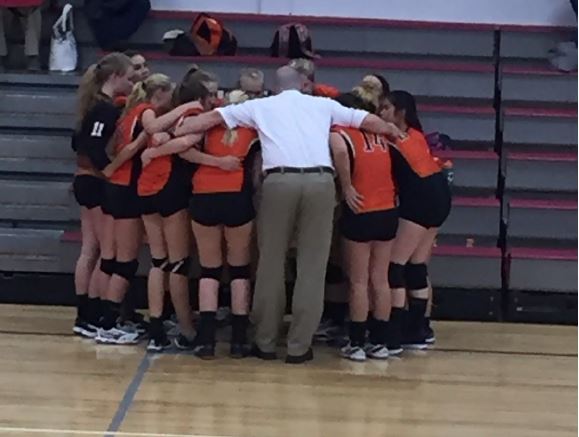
[393,128,441,178]
[193,126,258,194]
[313,83,340,98]
[109,102,153,186]
[138,107,202,197]
[333,126,396,213]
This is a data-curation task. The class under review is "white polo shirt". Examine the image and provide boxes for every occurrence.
[216,90,368,170]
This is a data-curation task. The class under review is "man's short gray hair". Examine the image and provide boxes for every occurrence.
[287,58,315,81]
[276,66,305,91]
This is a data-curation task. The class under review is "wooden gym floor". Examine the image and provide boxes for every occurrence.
[0,305,576,437]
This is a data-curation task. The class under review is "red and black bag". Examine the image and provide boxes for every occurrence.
[164,13,237,56]
[270,23,318,59]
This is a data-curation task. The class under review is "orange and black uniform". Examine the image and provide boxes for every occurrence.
[190,126,259,227]
[333,126,398,242]
[72,93,121,210]
[390,128,451,228]
[138,108,198,218]
[103,102,152,219]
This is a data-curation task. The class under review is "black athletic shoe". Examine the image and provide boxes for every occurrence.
[401,334,428,350]
[194,344,216,360]
[387,342,404,356]
[230,343,251,359]
[424,319,436,344]
[174,334,197,351]
[251,344,277,361]
[147,336,172,353]
[73,318,98,339]
[285,348,314,364]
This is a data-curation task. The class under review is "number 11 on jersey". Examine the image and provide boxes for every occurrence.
[91,122,105,137]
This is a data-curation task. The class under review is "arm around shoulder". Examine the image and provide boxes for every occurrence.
[174,110,225,136]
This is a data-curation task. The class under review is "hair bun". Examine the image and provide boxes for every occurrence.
[351,85,379,110]
[359,79,381,94]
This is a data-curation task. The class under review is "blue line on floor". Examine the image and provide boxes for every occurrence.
[104,353,151,437]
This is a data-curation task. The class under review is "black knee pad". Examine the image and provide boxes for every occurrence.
[405,263,428,290]
[115,259,139,281]
[326,263,345,284]
[166,257,191,276]
[388,262,405,289]
[100,258,116,276]
[200,265,223,281]
[229,264,250,280]
[152,257,168,269]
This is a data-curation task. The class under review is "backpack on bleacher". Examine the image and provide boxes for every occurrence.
[270,23,319,59]
[84,0,150,50]
[163,13,237,57]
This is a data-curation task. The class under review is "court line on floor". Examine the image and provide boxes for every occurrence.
[104,353,152,437]
[430,347,577,358]
[0,329,74,337]
[0,427,234,437]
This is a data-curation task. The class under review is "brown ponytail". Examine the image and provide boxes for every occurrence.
[75,52,132,130]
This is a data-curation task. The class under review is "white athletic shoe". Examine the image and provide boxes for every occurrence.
[388,345,404,356]
[364,343,389,360]
[340,343,367,362]
[96,325,140,345]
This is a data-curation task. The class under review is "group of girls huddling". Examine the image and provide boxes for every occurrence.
[71,52,450,362]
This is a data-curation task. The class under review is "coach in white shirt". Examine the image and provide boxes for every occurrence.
[175,66,403,364]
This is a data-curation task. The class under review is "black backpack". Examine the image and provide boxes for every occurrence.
[84,0,150,50]
[270,23,318,59]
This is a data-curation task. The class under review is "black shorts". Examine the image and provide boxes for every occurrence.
[190,191,255,228]
[103,182,142,219]
[399,174,452,229]
[340,205,398,242]
[140,171,190,218]
[73,175,104,210]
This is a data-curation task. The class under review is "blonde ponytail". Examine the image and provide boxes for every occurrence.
[123,73,173,116]
[222,90,249,146]
[123,81,147,115]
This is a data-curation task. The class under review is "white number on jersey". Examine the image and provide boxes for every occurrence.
[90,122,105,137]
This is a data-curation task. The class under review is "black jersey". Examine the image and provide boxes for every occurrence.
[74,94,122,171]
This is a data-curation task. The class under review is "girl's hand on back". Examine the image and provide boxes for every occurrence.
[387,123,407,141]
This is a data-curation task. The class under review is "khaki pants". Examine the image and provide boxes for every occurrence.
[0,7,41,57]
[251,171,336,356]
